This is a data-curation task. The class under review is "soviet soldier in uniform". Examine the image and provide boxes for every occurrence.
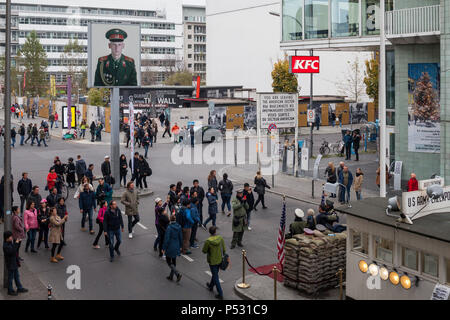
[94,28,137,86]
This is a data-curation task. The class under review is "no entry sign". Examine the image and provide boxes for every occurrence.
[307,109,315,123]
[290,56,320,73]
[268,123,277,132]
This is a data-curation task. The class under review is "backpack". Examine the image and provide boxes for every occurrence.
[176,207,186,227]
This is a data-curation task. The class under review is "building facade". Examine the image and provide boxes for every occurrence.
[280,0,449,185]
[182,5,206,81]
[0,0,205,86]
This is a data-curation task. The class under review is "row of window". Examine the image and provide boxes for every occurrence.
[2,4,157,18]
[20,31,88,40]
[18,17,175,30]
[141,35,175,42]
[142,47,175,55]
[47,59,87,66]
[42,45,87,53]
[194,26,206,34]
[351,229,446,281]
[141,59,176,67]
[46,72,170,84]
[184,16,206,23]
[282,0,394,41]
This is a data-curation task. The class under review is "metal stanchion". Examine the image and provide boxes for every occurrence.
[237,250,250,289]
[47,284,53,300]
[336,268,344,300]
[273,266,278,300]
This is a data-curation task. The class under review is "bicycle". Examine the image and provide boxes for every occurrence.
[319,140,331,155]
[331,140,344,155]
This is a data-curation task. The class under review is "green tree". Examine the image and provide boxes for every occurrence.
[19,30,48,96]
[271,57,298,93]
[88,88,110,107]
[61,39,87,96]
[364,52,379,108]
[164,71,193,86]
[0,55,20,96]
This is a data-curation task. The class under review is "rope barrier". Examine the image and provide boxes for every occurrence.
[243,256,274,276]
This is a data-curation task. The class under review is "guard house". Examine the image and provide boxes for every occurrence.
[335,178,450,300]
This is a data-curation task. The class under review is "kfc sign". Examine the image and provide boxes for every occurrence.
[290,56,320,73]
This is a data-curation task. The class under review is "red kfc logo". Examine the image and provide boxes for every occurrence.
[290,56,320,73]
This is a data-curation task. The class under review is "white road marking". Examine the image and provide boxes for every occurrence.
[205,271,224,283]
[137,222,148,230]
[181,254,194,262]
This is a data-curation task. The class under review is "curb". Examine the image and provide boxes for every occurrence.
[233,278,254,300]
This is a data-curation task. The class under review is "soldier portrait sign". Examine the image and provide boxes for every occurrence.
[88,23,141,87]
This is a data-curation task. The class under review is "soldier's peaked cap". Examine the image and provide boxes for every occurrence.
[106,28,127,42]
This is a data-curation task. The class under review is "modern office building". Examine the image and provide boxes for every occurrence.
[280,0,449,185]
[0,0,205,86]
[182,5,206,81]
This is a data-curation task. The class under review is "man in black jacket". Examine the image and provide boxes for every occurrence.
[243,183,255,231]
[129,152,140,183]
[101,156,112,185]
[190,179,205,224]
[3,231,28,295]
[103,201,124,262]
[30,123,38,146]
[27,186,42,208]
[46,187,60,208]
[75,155,87,185]
[17,172,32,213]
[19,124,26,146]
[24,123,32,144]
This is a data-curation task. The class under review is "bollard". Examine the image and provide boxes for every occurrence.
[47,284,53,300]
[336,268,344,300]
[273,266,278,300]
[237,250,250,289]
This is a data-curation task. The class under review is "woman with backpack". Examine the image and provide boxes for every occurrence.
[254,171,270,210]
[137,155,151,190]
[202,226,226,300]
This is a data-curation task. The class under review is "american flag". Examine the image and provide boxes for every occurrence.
[277,199,287,268]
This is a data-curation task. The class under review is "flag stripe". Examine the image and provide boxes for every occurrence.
[277,200,286,267]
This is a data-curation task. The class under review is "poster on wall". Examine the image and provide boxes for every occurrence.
[226,106,245,130]
[407,63,440,153]
[349,103,368,124]
[88,23,141,87]
[209,106,227,130]
[244,106,257,130]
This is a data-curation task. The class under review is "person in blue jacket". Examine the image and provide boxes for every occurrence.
[178,199,195,255]
[203,187,218,229]
[79,183,97,234]
[338,166,353,204]
[189,196,201,249]
[162,214,183,282]
[343,130,353,160]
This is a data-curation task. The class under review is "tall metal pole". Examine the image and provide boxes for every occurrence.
[111,88,120,190]
[309,49,314,159]
[379,0,387,197]
[3,0,13,289]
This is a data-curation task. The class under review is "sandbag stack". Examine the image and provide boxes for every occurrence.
[283,232,347,295]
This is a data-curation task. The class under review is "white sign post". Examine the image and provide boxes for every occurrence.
[307,109,316,123]
[257,93,298,176]
[393,161,402,191]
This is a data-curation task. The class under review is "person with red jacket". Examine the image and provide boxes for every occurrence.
[408,173,419,192]
[93,201,109,249]
[54,112,59,128]
[47,168,58,192]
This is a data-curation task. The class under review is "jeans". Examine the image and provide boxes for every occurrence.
[356,191,362,200]
[154,225,162,250]
[190,223,198,246]
[107,229,122,258]
[127,214,140,233]
[345,144,351,160]
[25,229,37,251]
[246,209,252,227]
[93,221,109,246]
[166,257,179,279]
[81,129,86,138]
[20,135,25,145]
[208,264,223,297]
[221,193,231,212]
[203,213,216,227]
[50,120,54,129]
[20,195,27,213]
[144,145,149,158]
[254,194,265,208]
[190,135,194,147]
[340,187,351,203]
[55,120,58,128]
[11,137,15,147]
[38,138,47,147]
[354,147,359,161]
[81,208,94,231]
[137,175,147,189]
[30,136,37,145]
[8,269,24,293]
[37,225,49,248]
[24,135,32,144]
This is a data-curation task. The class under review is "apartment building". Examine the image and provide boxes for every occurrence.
[182,5,206,82]
[280,0,449,185]
[0,0,205,85]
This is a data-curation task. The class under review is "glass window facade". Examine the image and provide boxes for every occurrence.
[402,247,418,271]
[386,50,395,109]
[305,0,329,39]
[351,229,369,255]
[331,0,359,37]
[362,0,394,35]
[282,0,303,41]
[374,236,393,263]
[422,252,439,278]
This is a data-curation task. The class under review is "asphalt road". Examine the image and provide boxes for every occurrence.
[1,134,318,300]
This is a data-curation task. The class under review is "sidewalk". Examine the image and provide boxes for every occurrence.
[234,274,343,300]
[224,163,379,206]
[0,247,49,300]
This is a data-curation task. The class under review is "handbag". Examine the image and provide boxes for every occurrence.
[219,241,229,271]
[110,176,116,185]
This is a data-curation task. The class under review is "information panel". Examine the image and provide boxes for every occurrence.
[259,93,297,129]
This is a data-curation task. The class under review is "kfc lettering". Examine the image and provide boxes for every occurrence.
[290,56,320,73]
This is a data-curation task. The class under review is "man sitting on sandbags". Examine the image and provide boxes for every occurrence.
[316,200,346,233]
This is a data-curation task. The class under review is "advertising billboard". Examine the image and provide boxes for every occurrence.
[407,63,440,153]
[88,23,141,87]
